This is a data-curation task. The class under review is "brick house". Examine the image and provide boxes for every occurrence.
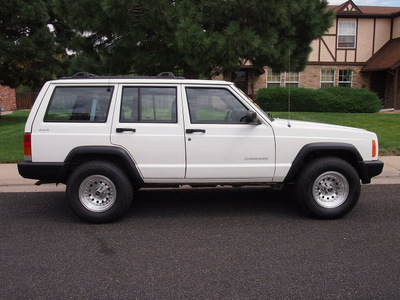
[0,85,16,111]
[214,0,400,109]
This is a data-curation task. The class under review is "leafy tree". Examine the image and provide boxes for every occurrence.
[0,0,72,88]
[57,0,334,78]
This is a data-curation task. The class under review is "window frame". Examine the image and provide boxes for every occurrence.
[285,72,300,88]
[338,69,353,87]
[185,87,249,125]
[44,85,114,123]
[119,86,178,124]
[266,70,282,87]
[337,21,357,49]
[320,69,336,88]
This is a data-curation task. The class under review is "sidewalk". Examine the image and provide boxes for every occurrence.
[0,157,399,193]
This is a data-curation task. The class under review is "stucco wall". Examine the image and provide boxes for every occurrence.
[357,18,374,61]
[393,16,400,39]
[374,19,392,52]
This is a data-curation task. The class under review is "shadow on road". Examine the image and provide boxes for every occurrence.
[131,187,301,220]
[0,187,303,223]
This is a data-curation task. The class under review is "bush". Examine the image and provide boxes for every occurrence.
[256,86,382,113]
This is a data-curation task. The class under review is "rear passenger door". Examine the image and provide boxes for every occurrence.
[111,84,186,180]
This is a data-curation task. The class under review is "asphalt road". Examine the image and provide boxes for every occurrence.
[1,185,399,299]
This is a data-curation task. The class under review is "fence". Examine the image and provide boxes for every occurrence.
[16,92,39,110]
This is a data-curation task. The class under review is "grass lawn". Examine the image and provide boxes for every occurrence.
[0,110,399,163]
[0,110,29,163]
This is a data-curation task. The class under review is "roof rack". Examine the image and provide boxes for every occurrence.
[60,72,185,80]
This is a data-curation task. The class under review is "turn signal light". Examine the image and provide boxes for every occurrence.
[372,140,377,158]
[24,133,32,161]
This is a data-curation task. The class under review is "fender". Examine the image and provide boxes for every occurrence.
[62,146,144,185]
[283,142,364,184]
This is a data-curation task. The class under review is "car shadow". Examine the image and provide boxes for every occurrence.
[0,187,303,225]
[128,186,302,220]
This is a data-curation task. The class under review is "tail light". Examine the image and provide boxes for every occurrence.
[24,133,32,161]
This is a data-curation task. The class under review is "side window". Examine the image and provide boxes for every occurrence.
[120,87,177,123]
[44,86,113,122]
[186,88,248,124]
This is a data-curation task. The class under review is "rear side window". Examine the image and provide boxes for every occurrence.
[120,87,177,123]
[44,86,113,122]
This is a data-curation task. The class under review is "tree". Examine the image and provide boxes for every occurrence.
[175,0,335,76]
[57,0,334,78]
[1,0,333,85]
[0,0,72,89]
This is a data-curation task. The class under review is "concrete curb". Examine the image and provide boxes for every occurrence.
[1,157,399,193]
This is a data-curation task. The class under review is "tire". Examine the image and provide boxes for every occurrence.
[295,157,361,219]
[67,161,133,223]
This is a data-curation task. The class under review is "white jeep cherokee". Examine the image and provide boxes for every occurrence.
[18,72,383,222]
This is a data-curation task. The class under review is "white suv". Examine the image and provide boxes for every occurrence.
[18,72,383,222]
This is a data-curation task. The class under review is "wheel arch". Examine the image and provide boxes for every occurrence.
[60,146,144,186]
[284,142,368,184]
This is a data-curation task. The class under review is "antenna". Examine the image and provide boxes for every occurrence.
[287,50,291,128]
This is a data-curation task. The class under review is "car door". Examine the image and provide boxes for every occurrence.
[183,85,275,181]
[111,84,186,180]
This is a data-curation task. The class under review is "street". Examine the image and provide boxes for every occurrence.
[1,185,399,299]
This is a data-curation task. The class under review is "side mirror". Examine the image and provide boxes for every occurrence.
[245,111,261,125]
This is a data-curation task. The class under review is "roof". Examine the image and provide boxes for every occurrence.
[329,0,400,16]
[362,38,400,71]
[55,71,232,85]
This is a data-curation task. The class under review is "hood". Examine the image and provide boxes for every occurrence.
[273,118,367,133]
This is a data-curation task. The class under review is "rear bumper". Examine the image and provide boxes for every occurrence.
[358,160,384,184]
[18,162,64,183]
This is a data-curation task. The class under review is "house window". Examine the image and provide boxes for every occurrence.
[339,69,353,87]
[321,69,335,87]
[285,72,300,88]
[267,70,281,87]
[337,21,356,48]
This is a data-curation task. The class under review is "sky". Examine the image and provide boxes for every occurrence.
[328,0,400,6]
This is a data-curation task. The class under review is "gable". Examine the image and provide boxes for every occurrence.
[336,0,363,15]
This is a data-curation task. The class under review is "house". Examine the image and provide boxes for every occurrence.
[0,85,16,111]
[214,0,400,109]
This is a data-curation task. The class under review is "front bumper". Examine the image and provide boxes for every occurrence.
[358,160,384,184]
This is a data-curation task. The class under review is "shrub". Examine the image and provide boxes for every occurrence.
[256,86,382,113]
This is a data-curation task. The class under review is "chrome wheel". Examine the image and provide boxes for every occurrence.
[78,175,117,212]
[312,171,349,209]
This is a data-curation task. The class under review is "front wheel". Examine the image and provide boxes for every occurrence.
[296,157,361,219]
[67,161,133,223]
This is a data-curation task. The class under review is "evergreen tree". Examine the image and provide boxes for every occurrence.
[59,0,333,78]
[0,0,72,88]
[2,0,334,86]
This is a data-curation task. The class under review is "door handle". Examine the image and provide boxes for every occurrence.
[186,129,206,134]
[116,128,136,133]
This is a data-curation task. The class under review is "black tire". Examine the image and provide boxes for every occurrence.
[66,161,133,223]
[295,157,361,219]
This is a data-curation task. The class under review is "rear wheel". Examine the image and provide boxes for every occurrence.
[296,157,361,219]
[67,161,133,223]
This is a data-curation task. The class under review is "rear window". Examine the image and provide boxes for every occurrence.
[44,86,114,122]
